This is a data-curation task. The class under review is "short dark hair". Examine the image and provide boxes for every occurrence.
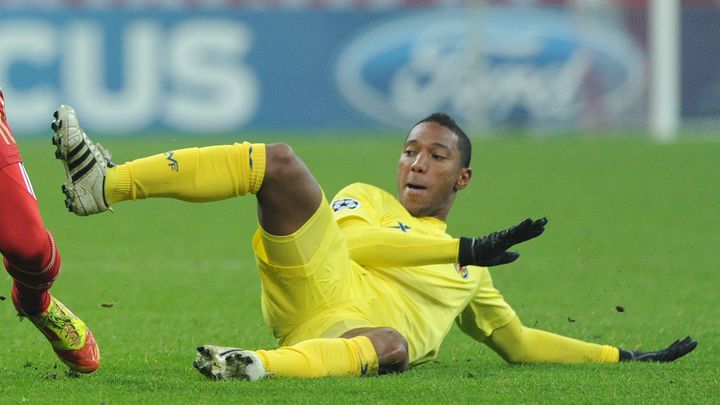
[411,113,472,168]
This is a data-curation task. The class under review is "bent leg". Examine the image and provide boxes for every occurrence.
[0,163,60,315]
[485,316,619,364]
[251,326,408,378]
[341,327,409,374]
[256,143,322,235]
[254,335,379,378]
[104,142,320,236]
[105,142,266,203]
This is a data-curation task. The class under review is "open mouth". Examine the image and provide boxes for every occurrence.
[406,183,427,191]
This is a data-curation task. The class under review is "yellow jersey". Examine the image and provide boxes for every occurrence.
[330,183,515,364]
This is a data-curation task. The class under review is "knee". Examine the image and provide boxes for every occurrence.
[368,327,410,374]
[265,143,306,182]
[0,231,49,270]
[342,326,410,374]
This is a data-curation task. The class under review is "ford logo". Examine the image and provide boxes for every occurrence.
[336,7,645,130]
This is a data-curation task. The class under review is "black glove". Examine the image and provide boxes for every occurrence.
[458,217,548,267]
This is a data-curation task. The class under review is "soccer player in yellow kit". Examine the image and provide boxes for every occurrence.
[51,105,696,380]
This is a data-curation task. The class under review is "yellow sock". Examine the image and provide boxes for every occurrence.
[488,317,620,364]
[254,336,379,378]
[104,142,266,204]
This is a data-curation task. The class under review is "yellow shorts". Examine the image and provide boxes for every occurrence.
[252,194,375,347]
[252,195,516,359]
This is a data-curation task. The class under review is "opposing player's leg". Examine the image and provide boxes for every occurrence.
[2,94,99,373]
[0,162,100,373]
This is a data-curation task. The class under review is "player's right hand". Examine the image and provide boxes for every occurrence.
[458,217,548,267]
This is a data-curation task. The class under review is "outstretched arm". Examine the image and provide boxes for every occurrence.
[339,217,459,267]
[339,217,547,268]
[456,292,697,364]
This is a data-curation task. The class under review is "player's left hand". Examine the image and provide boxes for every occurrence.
[458,217,548,267]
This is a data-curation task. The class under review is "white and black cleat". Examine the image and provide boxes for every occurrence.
[51,105,113,216]
[193,345,266,381]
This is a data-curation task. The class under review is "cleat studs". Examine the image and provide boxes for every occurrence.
[53,111,58,119]
[61,184,67,193]
[51,121,58,132]
[55,149,61,159]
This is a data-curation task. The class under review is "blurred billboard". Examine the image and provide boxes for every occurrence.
[0,0,717,134]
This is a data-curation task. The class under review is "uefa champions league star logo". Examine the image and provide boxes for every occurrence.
[332,198,360,212]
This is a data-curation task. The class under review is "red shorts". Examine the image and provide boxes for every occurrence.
[0,89,22,169]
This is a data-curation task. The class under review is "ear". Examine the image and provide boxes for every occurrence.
[454,167,472,191]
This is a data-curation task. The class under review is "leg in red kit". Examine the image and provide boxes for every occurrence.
[0,89,99,373]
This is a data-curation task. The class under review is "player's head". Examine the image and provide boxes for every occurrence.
[397,113,473,220]
[415,113,472,168]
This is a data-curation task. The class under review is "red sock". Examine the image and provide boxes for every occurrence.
[0,163,61,315]
[4,234,61,315]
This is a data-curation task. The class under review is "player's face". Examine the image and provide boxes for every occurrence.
[397,122,472,220]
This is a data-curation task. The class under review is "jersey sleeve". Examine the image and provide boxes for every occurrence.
[331,183,459,267]
[330,183,382,225]
[340,218,460,267]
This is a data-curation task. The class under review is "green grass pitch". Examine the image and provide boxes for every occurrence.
[1,133,718,403]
